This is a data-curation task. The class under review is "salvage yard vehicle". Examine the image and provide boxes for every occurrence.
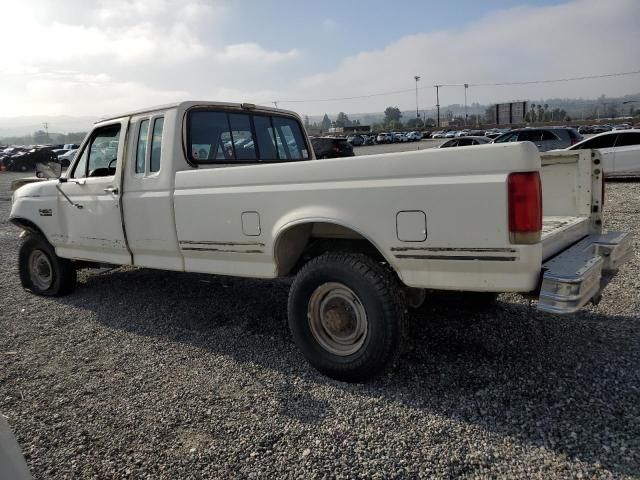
[563,130,640,178]
[10,101,633,382]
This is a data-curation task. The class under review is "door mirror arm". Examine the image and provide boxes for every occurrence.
[56,181,84,209]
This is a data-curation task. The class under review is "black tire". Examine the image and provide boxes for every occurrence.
[19,234,77,296]
[288,253,406,382]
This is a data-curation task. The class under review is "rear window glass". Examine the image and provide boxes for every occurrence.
[189,110,310,164]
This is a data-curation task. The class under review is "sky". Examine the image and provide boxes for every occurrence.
[0,0,638,121]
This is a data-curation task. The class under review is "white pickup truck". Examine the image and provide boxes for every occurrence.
[10,101,632,381]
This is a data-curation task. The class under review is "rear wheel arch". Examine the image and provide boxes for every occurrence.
[273,220,400,278]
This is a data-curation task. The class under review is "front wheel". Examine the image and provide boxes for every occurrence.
[19,234,77,296]
[288,253,405,382]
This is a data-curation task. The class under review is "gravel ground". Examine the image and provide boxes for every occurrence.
[0,171,639,479]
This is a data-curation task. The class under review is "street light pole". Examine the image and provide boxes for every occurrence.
[414,76,421,120]
[464,84,468,127]
[435,85,441,128]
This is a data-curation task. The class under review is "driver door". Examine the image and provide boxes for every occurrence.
[55,119,131,265]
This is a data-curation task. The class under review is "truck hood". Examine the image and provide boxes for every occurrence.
[11,178,58,202]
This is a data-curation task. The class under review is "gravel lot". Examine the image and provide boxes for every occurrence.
[1,170,639,479]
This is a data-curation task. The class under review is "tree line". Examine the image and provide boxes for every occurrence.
[1,130,87,146]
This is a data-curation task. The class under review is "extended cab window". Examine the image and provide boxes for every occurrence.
[136,120,149,173]
[189,109,309,164]
[150,117,164,172]
[72,125,121,178]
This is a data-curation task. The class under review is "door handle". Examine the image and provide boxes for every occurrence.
[104,186,119,194]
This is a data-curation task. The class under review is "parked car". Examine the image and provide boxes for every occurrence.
[311,137,354,159]
[439,136,492,148]
[493,127,582,151]
[444,131,457,138]
[363,135,376,145]
[58,149,78,167]
[564,129,640,177]
[376,132,393,144]
[392,132,408,143]
[4,147,58,172]
[578,126,594,134]
[613,124,632,131]
[406,131,422,141]
[431,131,446,139]
[347,135,365,147]
[455,130,470,137]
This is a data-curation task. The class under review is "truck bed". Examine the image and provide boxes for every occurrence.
[542,215,590,260]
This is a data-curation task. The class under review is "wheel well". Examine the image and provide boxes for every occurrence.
[274,222,388,276]
[10,217,47,240]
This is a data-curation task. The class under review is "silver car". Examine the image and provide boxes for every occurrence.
[493,127,582,152]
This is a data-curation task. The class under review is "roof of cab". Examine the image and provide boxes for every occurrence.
[96,100,300,123]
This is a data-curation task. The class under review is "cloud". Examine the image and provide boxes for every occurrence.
[0,0,637,119]
[284,0,640,115]
[216,43,301,64]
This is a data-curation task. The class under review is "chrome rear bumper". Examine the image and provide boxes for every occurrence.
[538,231,633,314]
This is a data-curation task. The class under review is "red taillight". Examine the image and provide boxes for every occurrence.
[508,172,542,244]
[570,138,579,145]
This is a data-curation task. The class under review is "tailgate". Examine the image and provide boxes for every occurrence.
[539,149,602,260]
[537,149,633,313]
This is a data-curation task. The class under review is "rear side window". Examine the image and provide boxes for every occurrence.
[577,134,618,149]
[189,110,310,164]
[136,120,149,174]
[541,130,559,140]
[150,117,164,172]
[615,132,640,147]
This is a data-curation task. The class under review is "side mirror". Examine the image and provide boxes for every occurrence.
[35,160,62,179]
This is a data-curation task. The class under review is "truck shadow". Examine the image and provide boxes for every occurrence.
[56,267,639,476]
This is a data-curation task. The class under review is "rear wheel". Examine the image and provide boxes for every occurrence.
[288,253,405,382]
[19,234,77,296]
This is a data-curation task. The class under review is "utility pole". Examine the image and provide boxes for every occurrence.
[464,84,468,127]
[414,76,421,120]
[42,122,49,138]
[435,85,441,128]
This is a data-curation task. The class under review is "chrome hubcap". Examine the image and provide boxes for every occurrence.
[307,282,367,356]
[29,250,53,290]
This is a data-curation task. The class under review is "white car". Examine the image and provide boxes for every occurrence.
[57,149,77,166]
[455,130,470,137]
[431,131,446,138]
[405,131,422,141]
[565,129,640,177]
[392,132,408,142]
[444,131,457,138]
[376,132,392,144]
